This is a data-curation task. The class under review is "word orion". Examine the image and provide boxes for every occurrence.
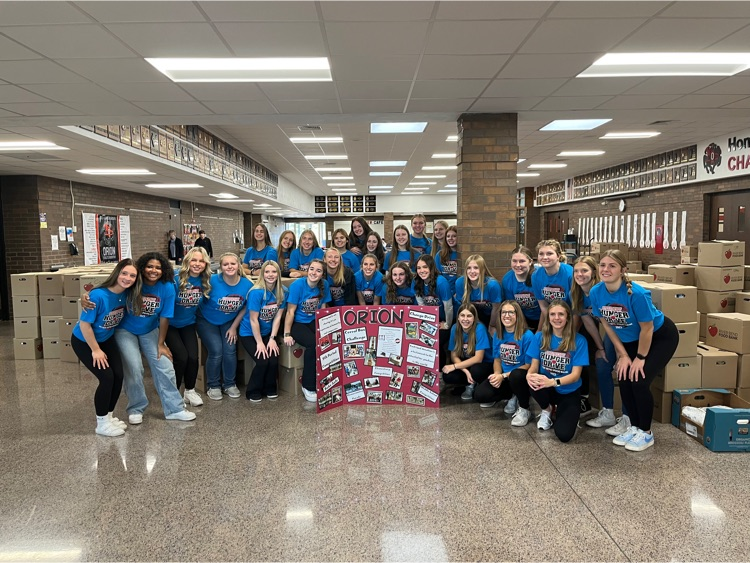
[343,309,405,326]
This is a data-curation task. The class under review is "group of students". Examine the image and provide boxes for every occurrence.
[73,214,678,452]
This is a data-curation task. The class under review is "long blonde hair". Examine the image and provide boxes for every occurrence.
[536,239,566,264]
[276,230,296,258]
[178,247,212,298]
[431,220,449,257]
[324,247,346,287]
[461,254,495,305]
[570,255,599,313]
[387,224,418,269]
[438,225,458,266]
[453,303,480,358]
[250,260,284,304]
[539,299,577,352]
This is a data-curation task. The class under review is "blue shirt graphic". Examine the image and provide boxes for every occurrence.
[120,281,175,336]
[589,281,664,343]
[532,263,574,306]
[289,247,324,272]
[528,332,588,394]
[73,287,127,342]
[287,278,331,324]
[239,286,288,337]
[242,246,279,271]
[354,270,385,305]
[501,271,541,321]
[449,322,493,363]
[493,329,535,373]
[170,275,205,328]
[199,274,252,326]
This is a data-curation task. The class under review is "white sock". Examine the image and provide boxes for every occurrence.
[96,415,108,426]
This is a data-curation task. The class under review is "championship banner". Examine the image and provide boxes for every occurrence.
[315,305,441,413]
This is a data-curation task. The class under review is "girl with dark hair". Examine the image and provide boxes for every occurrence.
[242,223,278,276]
[289,229,325,278]
[348,216,373,257]
[365,231,386,272]
[501,246,541,331]
[435,225,459,297]
[384,225,419,272]
[331,228,361,273]
[355,253,384,306]
[324,247,357,306]
[72,258,141,436]
[276,230,296,277]
[454,254,502,333]
[442,303,494,401]
[414,254,453,369]
[283,259,331,402]
[381,261,416,305]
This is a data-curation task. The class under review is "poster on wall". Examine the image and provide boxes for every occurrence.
[81,212,132,265]
[183,223,200,252]
[697,127,750,182]
[315,305,441,413]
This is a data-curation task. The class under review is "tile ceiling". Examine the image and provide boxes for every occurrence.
[1,1,750,216]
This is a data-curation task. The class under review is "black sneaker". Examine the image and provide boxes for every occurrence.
[579,396,592,417]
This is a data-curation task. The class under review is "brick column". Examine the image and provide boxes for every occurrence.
[457,113,518,279]
[383,212,394,246]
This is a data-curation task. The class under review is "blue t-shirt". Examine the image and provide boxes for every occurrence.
[435,250,459,296]
[589,281,664,343]
[242,246,279,271]
[493,329,535,373]
[120,281,175,335]
[532,263,574,306]
[198,273,252,326]
[448,322,493,363]
[384,249,418,271]
[410,234,432,257]
[170,275,205,328]
[414,275,452,322]
[354,270,385,305]
[454,276,502,325]
[239,286,288,337]
[501,271,541,321]
[340,250,361,273]
[289,247,324,272]
[287,278,332,324]
[380,283,416,305]
[278,250,292,277]
[73,287,127,342]
[528,332,588,394]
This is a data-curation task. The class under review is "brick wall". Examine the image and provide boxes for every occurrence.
[1,176,42,275]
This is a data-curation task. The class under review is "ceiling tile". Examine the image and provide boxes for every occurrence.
[178,83,267,101]
[1,24,135,58]
[709,25,750,51]
[0,85,50,103]
[470,97,546,112]
[0,102,82,116]
[694,77,750,95]
[436,2,552,20]
[615,18,749,50]
[321,2,434,21]
[337,81,412,100]
[406,99,475,112]
[484,78,567,97]
[331,55,419,81]
[273,100,341,114]
[721,97,750,109]
[326,22,428,55]
[23,82,123,102]
[520,19,646,54]
[411,79,489,99]
[60,100,150,115]
[340,99,405,113]
[200,1,319,21]
[79,1,207,22]
[659,94,749,109]
[131,101,215,115]
[57,58,169,83]
[498,54,595,79]
[425,21,537,55]
[0,107,20,117]
[658,1,750,18]
[0,60,87,84]
[417,55,509,79]
[596,94,683,110]
[216,22,328,57]
[97,82,196,102]
[548,1,668,18]
[533,95,614,110]
[201,100,279,115]
[553,77,646,96]
[0,2,92,25]
[258,82,338,101]
[625,76,727,95]
[0,35,44,60]
[105,23,231,57]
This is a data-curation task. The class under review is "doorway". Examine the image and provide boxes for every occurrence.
[545,210,569,243]
[709,190,749,264]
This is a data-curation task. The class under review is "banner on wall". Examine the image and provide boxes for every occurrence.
[81,212,132,265]
[314,305,441,413]
[183,223,201,252]
[697,127,750,182]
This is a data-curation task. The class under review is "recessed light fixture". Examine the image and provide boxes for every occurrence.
[369,186,393,190]
[437,189,457,193]
[578,52,750,78]
[304,155,347,160]
[77,169,155,175]
[0,141,69,151]
[408,182,436,185]
[446,135,458,142]
[432,153,456,159]
[369,171,401,177]
[557,151,605,157]
[422,165,457,171]
[290,137,343,143]
[256,203,272,207]
[321,176,353,180]
[210,192,238,199]
[370,122,427,134]
[404,187,430,191]
[528,163,568,169]
[328,183,355,186]
[369,160,407,167]
[444,184,457,188]
[369,189,391,193]
[145,57,332,82]
[517,173,541,177]
[315,167,351,172]
[600,131,661,139]
[216,199,254,203]
[540,119,611,131]
[145,183,203,188]
[517,158,526,163]
[332,189,356,193]
[415,175,446,179]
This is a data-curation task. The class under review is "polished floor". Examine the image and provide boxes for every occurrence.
[1,321,747,562]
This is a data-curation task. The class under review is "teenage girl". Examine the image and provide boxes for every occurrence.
[590,250,679,451]
[331,228,361,272]
[381,261,416,305]
[384,225,419,272]
[435,225,459,297]
[324,247,357,306]
[442,303,494,401]
[430,220,448,256]
[454,254,502,333]
[283,258,331,402]
[410,213,432,256]
[532,239,574,318]
[72,258,141,436]
[289,229,324,277]
[413,254,453,368]
[523,299,588,443]
[348,216,373,257]
[500,246,541,331]
[197,252,252,401]
[355,253,384,306]
[234,260,287,403]
[474,300,533,419]
[276,230,296,277]
[167,246,211,407]
[365,231,386,271]
[242,223,278,276]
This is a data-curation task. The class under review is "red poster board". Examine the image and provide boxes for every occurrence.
[315,305,441,412]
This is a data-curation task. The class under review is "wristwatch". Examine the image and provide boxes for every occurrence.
[555,378,561,387]
[284,332,292,337]
[636,353,647,360]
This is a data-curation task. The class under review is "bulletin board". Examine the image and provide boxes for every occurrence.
[314,305,441,412]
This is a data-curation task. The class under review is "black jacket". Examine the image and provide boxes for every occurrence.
[168,237,184,263]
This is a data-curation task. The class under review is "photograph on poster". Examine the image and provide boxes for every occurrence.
[332,332,342,345]
[344,361,359,378]
[364,351,376,366]
[389,373,404,389]
[320,334,332,350]
[344,344,365,358]
[407,366,420,378]
[422,370,437,387]
[419,333,436,347]
[385,391,404,402]
[345,381,365,401]
[321,374,340,393]
[420,321,438,337]
[331,387,342,404]
[364,377,380,389]
[406,395,426,406]
[405,323,419,339]
[367,391,383,404]
[388,354,404,367]
[329,361,342,373]
[318,392,332,409]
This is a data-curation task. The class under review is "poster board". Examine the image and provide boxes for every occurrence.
[183,223,200,252]
[81,212,132,266]
[315,305,441,412]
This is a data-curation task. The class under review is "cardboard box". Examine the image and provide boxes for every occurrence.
[674,321,698,357]
[627,250,640,261]
[627,260,643,272]
[14,317,41,339]
[38,295,62,317]
[37,273,63,295]
[279,366,302,397]
[61,297,80,320]
[672,388,750,452]
[697,289,736,314]
[40,316,62,338]
[63,274,83,296]
[681,244,699,259]
[694,265,744,292]
[648,264,696,286]
[737,388,750,402]
[705,312,750,354]
[644,283,698,324]
[699,313,707,340]
[629,273,654,283]
[745,265,750,291]
[736,291,750,314]
[697,343,738,389]
[13,338,43,360]
[738,354,750,388]
[591,242,628,254]
[59,319,75,341]
[10,273,39,296]
[42,338,61,359]
[79,274,109,294]
[652,389,672,423]
[60,340,79,363]
[195,366,206,393]
[698,240,746,267]
[653,355,702,392]
[680,256,699,264]
[12,295,39,318]
[280,342,305,369]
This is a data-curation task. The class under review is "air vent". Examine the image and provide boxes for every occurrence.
[298,125,322,131]
[0,152,68,162]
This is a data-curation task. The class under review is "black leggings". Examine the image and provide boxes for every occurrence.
[291,321,317,391]
[619,317,679,432]
[443,361,494,399]
[530,386,581,443]
[240,334,280,399]
[473,371,515,403]
[72,334,124,417]
[165,324,199,390]
[438,328,450,370]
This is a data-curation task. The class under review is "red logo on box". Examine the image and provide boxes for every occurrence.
[708,325,718,337]
[725,250,733,259]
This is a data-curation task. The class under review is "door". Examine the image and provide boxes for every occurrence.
[545,210,568,243]
[709,190,749,264]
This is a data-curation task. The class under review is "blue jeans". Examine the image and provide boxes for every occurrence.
[114,328,186,417]
[596,336,618,410]
[196,316,237,390]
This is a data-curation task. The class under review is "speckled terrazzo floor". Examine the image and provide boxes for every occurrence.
[0,322,747,562]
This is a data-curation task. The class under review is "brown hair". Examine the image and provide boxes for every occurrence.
[536,239,566,264]
[539,299,577,352]
[98,258,143,317]
[600,249,633,295]
[570,255,600,313]
[461,254,496,306]
[439,225,458,267]
[387,224,418,270]
[385,261,413,304]
[431,220,449,257]
[497,299,528,341]
[511,245,535,287]
[453,303,480,358]
[252,223,273,250]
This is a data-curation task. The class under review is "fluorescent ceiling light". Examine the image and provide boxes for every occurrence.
[369,190,391,193]
[408,182,436,185]
[304,155,347,160]
[446,135,458,142]
[600,131,661,139]
[217,199,254,203]
[332,188,356,192]
[415,175,446,179]
[210,192,238,199]
[145,183,203,188]
[404,187,430,191]
[528,163,567,169]
[517,173,540,177]
[557,151,605,157]
[256,203,272,207]
[370,160,407,167]
[321,176,352,180]
[77,168,154,175]
[540,119,611,131]
[369,186,392,190]
[0,141,68,151]
[432,153,456,158]
[578,52,750,78]
[438,189,457,193]
[145,57,332,82]
[328,183,355,186]
[422,165,456,171]
[370,122,427,134]
[517,158,526,163]
[370,171,401,177]
[290,137,343,143]
[445,184,457,188]
[315,167,351,172]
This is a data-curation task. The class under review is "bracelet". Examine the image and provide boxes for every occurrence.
[284,332,292,337]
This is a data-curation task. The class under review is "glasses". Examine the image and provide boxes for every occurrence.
[501,311,516,316]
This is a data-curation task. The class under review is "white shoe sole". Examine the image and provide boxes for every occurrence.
[184,395,204,407]
[165,411,197,421]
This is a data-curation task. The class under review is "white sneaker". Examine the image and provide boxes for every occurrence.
[302,387,317,403]
[511,407,531,427]
[128,413,143,425]
[479,401,497,408]
[612,425,639,446]
[537,409,553,431]
[206,388,223,401]
[504,395,518,415]
[224,385,241,399]
[165,410,197,421]
[95,421,124,437]
[184,389,204,407]
[107,413,127,430]
[605,415,632,436]
[586,408,616,428]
